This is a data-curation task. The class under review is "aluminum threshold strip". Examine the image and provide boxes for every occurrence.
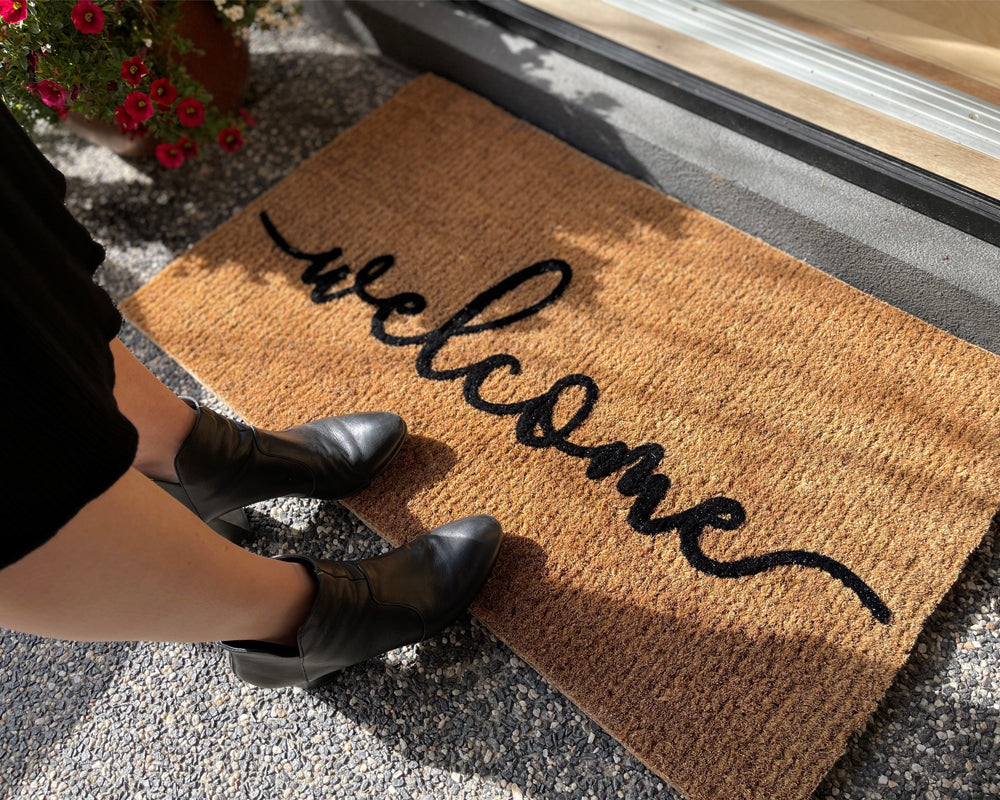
[607,0,1000,160]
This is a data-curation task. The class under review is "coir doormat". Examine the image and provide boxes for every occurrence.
[122,75,1000,800]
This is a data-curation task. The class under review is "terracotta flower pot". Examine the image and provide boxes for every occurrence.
[63,0,250,159]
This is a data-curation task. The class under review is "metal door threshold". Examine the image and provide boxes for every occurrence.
[608,0,1000,161]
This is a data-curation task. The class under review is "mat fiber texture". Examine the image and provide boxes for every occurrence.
[122,75,1000,800]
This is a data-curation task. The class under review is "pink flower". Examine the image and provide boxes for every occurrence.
[123,91,154,123]
[217,127,243,153]
[150,77,177,107]
[176,97,205,128]
[120,56,147,87]
[156,142,185,169]
[0,0,28,25]
[33,80,66,111]
[178,137,199,159]
[71,0,104,34]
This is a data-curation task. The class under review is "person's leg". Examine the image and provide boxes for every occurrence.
[110,338,195,483]
[0,464,503,690]
[0,467,314,645]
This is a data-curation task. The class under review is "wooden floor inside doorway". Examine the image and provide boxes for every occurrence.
[520,0,1000,201]
[733,1,1000,102]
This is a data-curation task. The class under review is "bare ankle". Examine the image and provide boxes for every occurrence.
[259,561,316,648]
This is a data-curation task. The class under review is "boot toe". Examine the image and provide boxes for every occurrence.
[416,515,503,633]
[299,411,407,499]
[347,412,408,471]
[428,514,503,566]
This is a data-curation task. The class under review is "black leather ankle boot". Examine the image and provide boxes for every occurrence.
[221,515,503,689]
[155,399,407,541]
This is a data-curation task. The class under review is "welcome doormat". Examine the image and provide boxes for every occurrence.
[122,75,1000,800]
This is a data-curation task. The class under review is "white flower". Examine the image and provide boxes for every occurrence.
[224,4,245,21]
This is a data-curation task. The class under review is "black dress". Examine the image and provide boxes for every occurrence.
[1,104,139,569]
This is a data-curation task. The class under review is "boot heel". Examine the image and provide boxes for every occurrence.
[222,640,304,689]
[154,479,251,543]
[211,507,253,544]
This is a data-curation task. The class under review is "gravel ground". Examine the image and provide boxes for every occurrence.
[1,9,997,800]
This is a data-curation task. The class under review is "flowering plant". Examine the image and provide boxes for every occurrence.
[0,1,298,167]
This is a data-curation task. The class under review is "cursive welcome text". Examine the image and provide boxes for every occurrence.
[260,211,891,624]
